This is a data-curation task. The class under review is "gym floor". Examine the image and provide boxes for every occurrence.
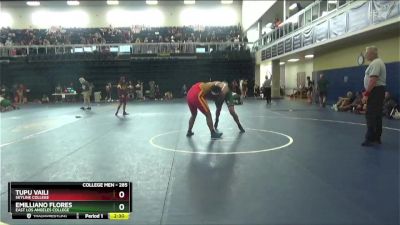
[1,99,399,225]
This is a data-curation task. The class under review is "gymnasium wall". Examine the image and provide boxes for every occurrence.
[0,1,241,28]
[314,36,400,71]
[284,60,314,93]
[317,62,400,103]
[0,55,254,100]
[313,35,400,103]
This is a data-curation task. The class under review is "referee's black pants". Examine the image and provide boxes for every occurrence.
[365,86,385,142]
[264,87,271,104]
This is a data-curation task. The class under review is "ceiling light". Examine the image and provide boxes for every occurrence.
[328,0,337,4]
[146,0,158,5]
[288,58,300,62]
[280,62,285,65]
[289,3,297,10]
[67,1,79,6]
[26,1,40,6]
[305,54,314,59]
[184,0,195,4]
[221,0,233,4]
[107,0,119,5]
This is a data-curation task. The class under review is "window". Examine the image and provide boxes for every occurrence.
[305,9,312,26]
[312,3,320,21]
[74,47,83,53]
[119,45,131,53]
[196,47,206,53]
[110,47,119,52]
[328,0,337,11]
[320,0,328,17]
[83,47,92,52]
[338,0,347,7]
[299,13,305,28]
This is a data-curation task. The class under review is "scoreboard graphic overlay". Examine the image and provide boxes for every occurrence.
[8,182,132,220]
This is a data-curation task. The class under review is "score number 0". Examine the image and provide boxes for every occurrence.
[118,191,125,211]
[116,183,128,211]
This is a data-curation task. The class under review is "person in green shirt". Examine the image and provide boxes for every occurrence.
[214,87,245,133]
[317,74,329,107]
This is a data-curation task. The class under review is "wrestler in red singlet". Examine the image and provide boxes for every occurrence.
[186,81,224,138]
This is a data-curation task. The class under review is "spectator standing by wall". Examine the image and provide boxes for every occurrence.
[254,84,260,98]
[231,80,239,93]
[317,74,329,107]
[182,84,187,97]
[306,76,314,104]
[105,82,112,102]
[361,46,386,146]
[15,84,26,104]
[241,79,248,98]
[55,83,62,102]
[115,76,129,116]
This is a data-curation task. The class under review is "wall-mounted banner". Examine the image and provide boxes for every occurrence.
[266,47,271,59]
[271,45,277,57]
[277,41,284,55]
[348,1,371,32]
[261,50,266,61]
[285,37,292,53]
[330,13,347,38]
[293,34,302,50]
[372,0,400,23]
[314,21,329,43]
[302,27,314,47]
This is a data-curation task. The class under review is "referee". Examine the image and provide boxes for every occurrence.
[262,75,272,104]
[361,46,386,147]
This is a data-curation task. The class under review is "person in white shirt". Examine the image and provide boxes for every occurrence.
[361,46,386,147]
[262,74,272,104]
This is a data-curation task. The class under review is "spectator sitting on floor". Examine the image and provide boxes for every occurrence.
[289,86,307,98]
[164,91,173,100]
[383,91,398,118]
[350,91,366,114]
[340,91,362,112]
[1,84,11,99]
[332,91,353,111]
[0,95,18,112]
[41,94,49,103]
[355,103,367,115]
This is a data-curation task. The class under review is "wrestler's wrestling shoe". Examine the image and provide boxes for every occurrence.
[211,131,223,139]
[186,131,194,137]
